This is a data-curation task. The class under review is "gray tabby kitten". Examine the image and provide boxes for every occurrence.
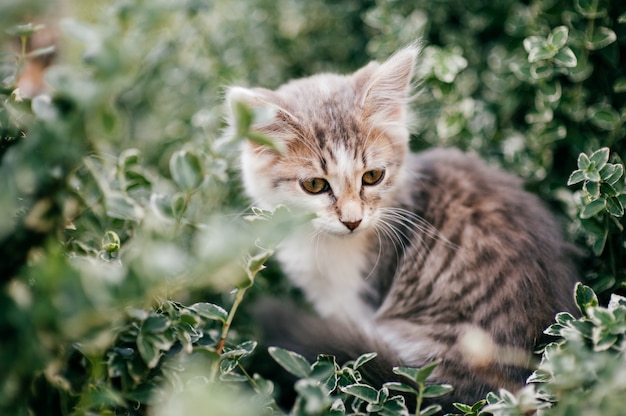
[226,46,578,410]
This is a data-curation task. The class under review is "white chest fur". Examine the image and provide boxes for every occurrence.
[276,229,376,321]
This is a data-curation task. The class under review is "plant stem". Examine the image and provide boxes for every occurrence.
[415,383,424,416]
[216,286,248,355]
[175,191,192,233]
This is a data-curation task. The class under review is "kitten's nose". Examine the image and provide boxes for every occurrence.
[342,219,362,231]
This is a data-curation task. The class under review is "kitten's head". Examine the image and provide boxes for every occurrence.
[227,46,418,237]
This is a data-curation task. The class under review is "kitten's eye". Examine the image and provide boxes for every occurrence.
[300,178,330,194]
[362,169,385,186]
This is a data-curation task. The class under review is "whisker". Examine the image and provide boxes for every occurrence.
[364,228,385,281]
[375,220,404,263]
[379,207,458,250]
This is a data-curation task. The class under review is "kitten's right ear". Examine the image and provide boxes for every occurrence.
[358,45,419,136]
[226,87,298,152]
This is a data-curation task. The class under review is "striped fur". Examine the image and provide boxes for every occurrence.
[227,46,579,411]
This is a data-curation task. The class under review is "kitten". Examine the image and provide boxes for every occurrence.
[226,45,578,411]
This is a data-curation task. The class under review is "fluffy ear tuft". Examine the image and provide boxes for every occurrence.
[359,45,419,131]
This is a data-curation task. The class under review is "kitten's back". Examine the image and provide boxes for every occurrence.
[371,147,578,401]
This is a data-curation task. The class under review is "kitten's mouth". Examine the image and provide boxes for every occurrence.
[327,224,366,238]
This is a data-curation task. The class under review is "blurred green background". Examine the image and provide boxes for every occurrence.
[1,0,625,414]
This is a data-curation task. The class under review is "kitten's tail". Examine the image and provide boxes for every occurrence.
[251,299,414,404]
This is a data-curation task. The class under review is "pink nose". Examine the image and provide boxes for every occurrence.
[342,220,362,231]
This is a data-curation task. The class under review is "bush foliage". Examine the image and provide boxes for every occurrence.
[1,0,625,415]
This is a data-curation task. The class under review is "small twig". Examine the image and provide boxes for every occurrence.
[216,286,248,355]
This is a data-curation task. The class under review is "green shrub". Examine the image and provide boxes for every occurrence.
[1,0,625,415]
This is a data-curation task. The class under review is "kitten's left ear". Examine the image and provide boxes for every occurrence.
[358,45,419,130]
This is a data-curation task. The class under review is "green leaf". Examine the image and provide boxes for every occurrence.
[6,22,45,37]
[123,167,151,191]
[153,332,177,353]
[523,36,546,63]
[31,95,58,120]
[233,101,254,136]
[567,169,585,185]
[384,382,418,394]
[529,44,557,63]
[119,148,142,167]
[294,379,332,414]
[429,47,468,83]
[394,361,440,384]
[311,355,338,391]
[330,398,346,413]
[420,404,442,416]
[268,347,311,378]
[591,228,609,256]
[585,27,617,50]
[340,384,379,403]
[142,315,170,334]
[219,369,247,382]
[189,302,228,323]
[169,149,204,191]
[589,147,610,169]
[376,386,389,404]
[606,196,624,217]
[523,36,544,54]
[580,198,605,219]
[584,168,601,183]
[577,153,591,170]
[246,131,286,153]
[601,163,624,185]
[247,250,273,277]
[575,283,599,317]
[244,249,274,287]
[549,26,569,49]
[378,396,409,416]
[543,323,564,337]
[592,328,618,351]
[101,230,121,253]
[613,77,626,93]
[609,294,626,309]
[584,180,600,198]
[567,56,593,82]
[337,367,360,388]
[453,403,473,413]
[575,0,607,18]
[553,47,577,68]
[221,340,257,360]
[527,369,552,383]
[555,312,576,325]
[353,352,377,370]
[171,192,186,217]
[392,367,420,383]
[105,192,145,221]
[537,81,562,103]
[571,320,594,339]
[588,105,621,131]
[365,402,384,413]
[530,63,554,80]
[471,400,487,412]
[589,307,615,326]
[136,333,160,369]
[422,384,453,398]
